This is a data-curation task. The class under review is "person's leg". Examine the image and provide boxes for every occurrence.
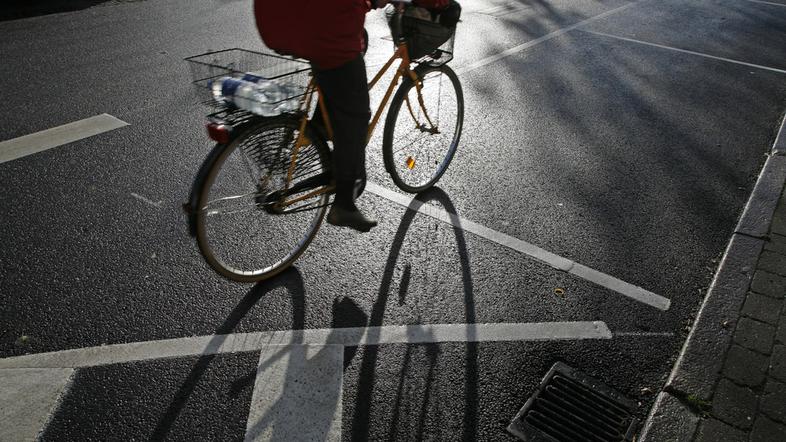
[314,55,377,232]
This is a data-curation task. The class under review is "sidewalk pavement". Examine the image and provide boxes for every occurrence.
[640,120,786,441]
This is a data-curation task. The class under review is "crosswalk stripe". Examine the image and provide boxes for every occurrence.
[0,368,74,441]
[244,345,343,442]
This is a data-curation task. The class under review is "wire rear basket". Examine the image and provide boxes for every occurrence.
[185,48,311,114]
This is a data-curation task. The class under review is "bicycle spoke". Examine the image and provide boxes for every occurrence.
[195,117,331,281]
[204,190,258,205]
[383,65,462,193]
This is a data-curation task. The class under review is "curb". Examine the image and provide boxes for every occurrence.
[638,115,786,441]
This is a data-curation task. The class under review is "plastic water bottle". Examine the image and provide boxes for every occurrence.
[208,76,297,116]
[253,81,284,116]
[210,77,240,103]
[274,84,301,114]
[233,82,259,113]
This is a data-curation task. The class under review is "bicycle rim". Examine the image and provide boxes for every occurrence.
[195,118,330,282]
[383,65,463,193]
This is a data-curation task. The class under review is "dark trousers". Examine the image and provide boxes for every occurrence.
[313,55,370,206]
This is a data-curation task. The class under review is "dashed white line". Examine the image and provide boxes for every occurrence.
[0,321,611,369]
[455,2,638,75]
[614,331,675,337]
[0,114,128,164]
[577,29,786,75]
[366,182,671,311]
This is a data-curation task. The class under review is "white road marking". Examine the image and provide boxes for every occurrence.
[0,321,611,369]
[0,114,128,164]
[614,331,675,337]
[773,114,786,155]
[455,2,638,75]
[244,345,343,442]
[130,192,164,208]
[578,29,786,75]
[570,263,670,311]
[746,0,786,7]
[366,182,671,311]
[0,368,74,441]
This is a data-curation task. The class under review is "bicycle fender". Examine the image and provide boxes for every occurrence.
[183,142,228,238]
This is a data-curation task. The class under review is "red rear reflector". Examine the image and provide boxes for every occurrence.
[206,123,230,144]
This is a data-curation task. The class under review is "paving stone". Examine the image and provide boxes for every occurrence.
[751,271,786,299]
[712,378,758,430]
[777,318,786,344]
[764,233,786,255]
[757,251,786,277]
[759,379,786,424]
[742,293,783,325]
[750,415,786,442]
[695,417,748,442]
[734,317,776,354]
[723,345,769,387]
[770,345,786,383]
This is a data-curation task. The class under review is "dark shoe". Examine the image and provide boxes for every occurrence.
[327,205,377,232]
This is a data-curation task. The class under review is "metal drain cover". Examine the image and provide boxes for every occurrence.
[507,362,638,442]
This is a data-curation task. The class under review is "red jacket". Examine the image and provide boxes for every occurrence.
[254,0,448,69]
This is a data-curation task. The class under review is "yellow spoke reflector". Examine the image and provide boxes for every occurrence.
[405,156,416,170]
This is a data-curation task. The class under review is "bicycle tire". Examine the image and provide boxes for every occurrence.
[194,116,332,282]
[382,64,463,193]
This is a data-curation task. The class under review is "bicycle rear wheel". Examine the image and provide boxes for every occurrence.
[194,117,331,282]
[382,64,463,193]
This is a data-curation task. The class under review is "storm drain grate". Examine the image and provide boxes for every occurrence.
[507,362,638,442]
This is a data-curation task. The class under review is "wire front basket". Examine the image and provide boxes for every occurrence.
[385,3,459,67]
[185,48,311,115]
[402,16,456,66]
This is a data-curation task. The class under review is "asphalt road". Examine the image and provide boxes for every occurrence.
[1,0,786,440]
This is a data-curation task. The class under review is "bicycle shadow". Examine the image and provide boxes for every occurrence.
[152,187,479,440]
[150,270,368,441]
[351,186,478,441]
[242,296,368,441]
[150,267,307,440]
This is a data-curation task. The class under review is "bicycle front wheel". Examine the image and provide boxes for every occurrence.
[194,117,331,282]
[382,64,463,193]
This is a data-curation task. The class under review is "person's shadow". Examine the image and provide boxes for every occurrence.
[350,186,479,441]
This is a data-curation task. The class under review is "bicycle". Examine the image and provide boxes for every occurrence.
[184,5,464,282]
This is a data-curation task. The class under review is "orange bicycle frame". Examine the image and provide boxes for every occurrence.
[279,42,424,208]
